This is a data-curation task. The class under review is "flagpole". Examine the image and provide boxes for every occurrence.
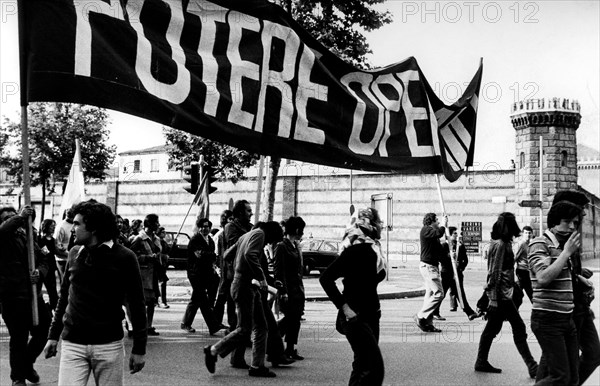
[255,155,265,224]
[176,157,204,240]
[18,0,39,326]
[435,174,465,309]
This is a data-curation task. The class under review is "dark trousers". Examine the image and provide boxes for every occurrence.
[42,267,59,310]
[1,297,51,381]
[532,310,579,386]
[476,299,535,369]
[261,292,285,360]
[435,270,473,315]
[342,311,384,386]
[182,274,218,331]
[574,308,600,385]
[278,298,304,346]
[214,276,237,330]
[515,268,533,303]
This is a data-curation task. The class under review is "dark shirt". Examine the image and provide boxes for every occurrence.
[420,225,445,266]
[223,219,251,250]
[48,242,148,355]
[187,233,216,279]
[0,214,48,301]
[320,243,386,315]
[38,235,58,271]
[274,238,304,299]
[441,242,469,272]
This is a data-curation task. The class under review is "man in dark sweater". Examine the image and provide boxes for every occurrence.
[0,206,50,386]
[43,200,147,385]
[415,212,447,332]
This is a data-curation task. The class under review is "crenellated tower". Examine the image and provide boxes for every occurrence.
[510,97,581,234]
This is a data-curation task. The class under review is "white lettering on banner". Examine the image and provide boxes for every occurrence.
[255,21,299,136]
[187,0,228,117]
[293,44,327,145]
[370,74,403,157]
[129,0,190,104]
[395,70,436,157]
[226,11,261,129]
[342,72,385,156]
[74,0,125,77]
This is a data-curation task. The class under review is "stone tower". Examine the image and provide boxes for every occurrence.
[510,97,581,234]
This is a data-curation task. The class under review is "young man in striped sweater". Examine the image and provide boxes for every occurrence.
[528,198,583,385]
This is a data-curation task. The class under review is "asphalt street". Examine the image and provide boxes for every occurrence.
[1,263,599,385]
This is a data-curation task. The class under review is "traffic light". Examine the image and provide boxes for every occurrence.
[182,162,200,194]
[202,165,218,194]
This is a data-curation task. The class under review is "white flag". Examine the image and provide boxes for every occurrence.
[58,139,85,218]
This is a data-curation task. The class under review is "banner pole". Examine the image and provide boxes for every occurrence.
[175,156,203,241]
[539,136,543,235]
[255,155,265,224]
[18,0,39,326]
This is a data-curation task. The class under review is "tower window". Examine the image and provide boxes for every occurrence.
[561,151,568,167]
[520,152,525,168]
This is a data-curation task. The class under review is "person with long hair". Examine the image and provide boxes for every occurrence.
[274,216,307,360]
[320,208,387,386]
[39,219,59,310]
[474,212,538,378]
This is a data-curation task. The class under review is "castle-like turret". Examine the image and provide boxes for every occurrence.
[510,97,581,232]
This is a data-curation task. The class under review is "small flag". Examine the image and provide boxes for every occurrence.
[58,139,85,217]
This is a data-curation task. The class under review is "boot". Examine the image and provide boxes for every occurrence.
[515,339,538,379]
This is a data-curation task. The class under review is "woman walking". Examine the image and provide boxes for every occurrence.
[320,207,387,386]
[274,216,306,360]
[38,219,59,311]
[474,212,538,378]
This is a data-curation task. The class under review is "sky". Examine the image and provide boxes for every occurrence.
[1,0,599,170]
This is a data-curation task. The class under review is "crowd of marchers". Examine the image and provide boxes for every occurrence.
[0,190,598,386]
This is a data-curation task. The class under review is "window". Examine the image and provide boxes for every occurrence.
[151,159,159,172]
[561,151,568,167]
[519,152,525,168]
[133,159,141,173]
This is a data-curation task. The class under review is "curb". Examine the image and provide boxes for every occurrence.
[306,287,425,302]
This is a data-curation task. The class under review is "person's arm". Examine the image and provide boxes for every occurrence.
[273,242,288,295]
[422,225,445,240]
[243,231,266,283]
[486,242,505,308]
[121,248,147,373]
[458,244,469,271]
[130,237,156,266]
[320,249,357,319]
[529,232,580,287]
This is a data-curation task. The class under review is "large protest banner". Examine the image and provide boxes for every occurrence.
[20,0,482,181]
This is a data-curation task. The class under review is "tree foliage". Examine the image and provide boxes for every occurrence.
[1,102,116,192]
[287,0,392,68]
[163,128,259,183]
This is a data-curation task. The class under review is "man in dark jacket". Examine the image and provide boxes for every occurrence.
[0,206,50,386]
[214,200,253,331]
[43,200,147,385]
[415,212,447,332]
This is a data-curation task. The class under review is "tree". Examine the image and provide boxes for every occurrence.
[163,128,259,183]
[2,102,116,220]
[258,0,392,221]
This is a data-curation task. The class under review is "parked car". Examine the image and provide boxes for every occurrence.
[163,231,190,269]
[300,238,339,275]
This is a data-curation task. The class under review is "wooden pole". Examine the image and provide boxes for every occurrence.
[18,0,39,326]
[539,136,543,235]
[255,155,265,224]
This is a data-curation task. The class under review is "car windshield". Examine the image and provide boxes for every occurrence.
[321,241,338,252]
[165,232,190,246]
[300,239,322,251]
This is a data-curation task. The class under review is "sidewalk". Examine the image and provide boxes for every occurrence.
[164,257,600,304]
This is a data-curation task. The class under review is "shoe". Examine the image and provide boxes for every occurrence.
[209,323,228,335]
[423,325,442,333]
[432,314,446,321]
[248,366,276,377]
[147,327,160,336]
[286,349,304,360]
[26,369,40,383]
[449,308,457,312]
[231,361,250,369]
[474,360,502,373]
[468,313,480,321]
[414,315,429,332]
[180,324,196,333]
[12,380,26,386]
[161,303,170,309]
[268,355,295,367]
[203,346,217,374]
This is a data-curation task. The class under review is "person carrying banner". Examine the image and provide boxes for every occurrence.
[414,212,447,332]
[43,200,147,385]
[203,221,283,378]
[320,207,387,386]
[1,206,51,386]
[474,212,538,378]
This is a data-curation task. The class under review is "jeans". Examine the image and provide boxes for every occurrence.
[214,276,237,330]
[213,286,267,368]
[0,297,51,381]
[417,263,444,321]
[58,340,124,386]
[574,308,600,385]
[515,268,533,303]
[182,274,218,331]
[342,311,384,386]
[532,310,579,386]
